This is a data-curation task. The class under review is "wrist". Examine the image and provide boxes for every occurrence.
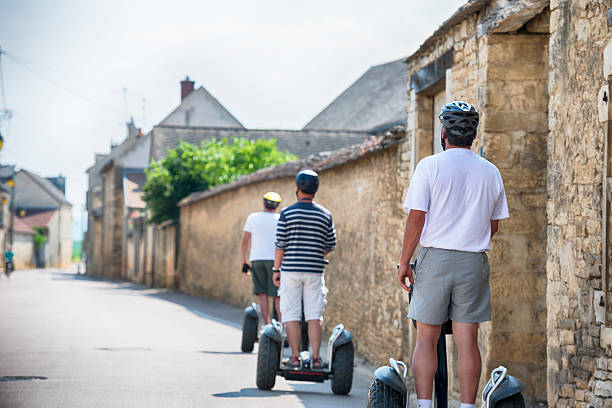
[273,268,280,273]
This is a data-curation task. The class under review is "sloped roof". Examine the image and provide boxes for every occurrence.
[303,58,408,132]
[0,165,15,180]
[13,215,35,235]
[19,210,56,228]
[150,125,372,162]
[159,87,245,128]
[15,170,71,210]
[123,171,146,209]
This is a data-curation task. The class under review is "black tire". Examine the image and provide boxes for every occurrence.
[494,393,526,408]
[300,318,309,352]
[367,379,403,408]
[241,314,258,353]
[256,334,280,390]
[330,342,354,395]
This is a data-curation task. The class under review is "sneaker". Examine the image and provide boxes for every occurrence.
[313,357,327,369]
[287,356,300,368]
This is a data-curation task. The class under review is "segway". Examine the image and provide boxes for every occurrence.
[367,264,526,408]
[256,320,354,395]
[241,301,310,353]
[241,302,261,352]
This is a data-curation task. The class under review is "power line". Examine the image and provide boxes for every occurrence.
[4,50,122,95]
[4,52,125,119]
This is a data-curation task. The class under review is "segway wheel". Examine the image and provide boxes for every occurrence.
[256,334,280,390]
[494,393,526,408]
[367,379,403,408]
[330,341,354,395]
[241,314,258,353]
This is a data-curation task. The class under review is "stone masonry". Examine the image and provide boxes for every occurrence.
[547,1,612,407]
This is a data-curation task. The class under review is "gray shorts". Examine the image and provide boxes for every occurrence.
[408,247,491,325]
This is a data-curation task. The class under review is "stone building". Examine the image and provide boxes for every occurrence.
[408,1,611,405]
[13,170,72,268]
[84,153,108,276]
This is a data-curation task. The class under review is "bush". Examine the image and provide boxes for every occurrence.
[143,137,296,224]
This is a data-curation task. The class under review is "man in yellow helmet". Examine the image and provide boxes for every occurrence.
[241,192,282,324]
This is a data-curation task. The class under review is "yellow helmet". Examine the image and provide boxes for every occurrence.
[263,192,282,209]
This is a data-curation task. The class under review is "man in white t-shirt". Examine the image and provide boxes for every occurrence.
[241,192,282,324]
[397,101,509,408]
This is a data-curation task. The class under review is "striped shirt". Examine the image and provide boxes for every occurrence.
[275,201,336,273]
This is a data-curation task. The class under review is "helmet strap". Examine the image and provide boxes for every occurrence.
[441,127,446,151]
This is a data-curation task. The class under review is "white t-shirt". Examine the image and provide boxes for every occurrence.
[403,148,509,252]
[243,211,280,261]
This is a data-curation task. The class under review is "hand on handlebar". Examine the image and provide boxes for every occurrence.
[397,263,414,293]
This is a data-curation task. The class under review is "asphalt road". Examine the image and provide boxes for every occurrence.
[0,268,373,408]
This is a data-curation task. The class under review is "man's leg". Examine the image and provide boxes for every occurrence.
[279,272,302,360]
[307,319,322,360]
[258,293,270,324]
[413,321,442,399]
[274,297,281,323]
[285,321,300,357]
[452,322,481,404]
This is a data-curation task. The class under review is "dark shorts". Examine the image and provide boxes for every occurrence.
[251,260,278,297]
[408,247,491,325]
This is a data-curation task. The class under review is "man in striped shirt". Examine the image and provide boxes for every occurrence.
[273,170,337,368]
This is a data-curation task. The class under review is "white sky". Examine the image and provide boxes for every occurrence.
[0,0,466,239]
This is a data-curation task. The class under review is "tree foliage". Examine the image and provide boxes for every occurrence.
[142,137,296,224]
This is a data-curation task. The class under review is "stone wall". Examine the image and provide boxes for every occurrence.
[152,223,176,289]
[547,1,612,407]
[483,32,549,400]
[178,141,411,364]
[101,165,123,280]
[13,232,34,269]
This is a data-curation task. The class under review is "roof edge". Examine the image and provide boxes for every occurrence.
[153,124,372,135]
[178,126,405,207]
[404,0,488,65]
[19,170,71,207]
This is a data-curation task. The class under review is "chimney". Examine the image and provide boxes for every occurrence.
[127,116,138,139]
[181,76,195,101]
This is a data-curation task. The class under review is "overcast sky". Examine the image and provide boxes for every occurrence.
[0,0,465,239]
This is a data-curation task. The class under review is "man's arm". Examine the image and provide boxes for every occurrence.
[273,248,284,286]
[241,231,251,265]
[397,210,427,292]
[490,219,499,238]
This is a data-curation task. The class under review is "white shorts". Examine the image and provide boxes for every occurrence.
[279,272,328,323]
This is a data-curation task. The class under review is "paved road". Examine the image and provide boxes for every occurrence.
[0,269,372,408]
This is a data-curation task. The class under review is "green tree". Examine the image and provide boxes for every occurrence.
[143,137,296,224]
